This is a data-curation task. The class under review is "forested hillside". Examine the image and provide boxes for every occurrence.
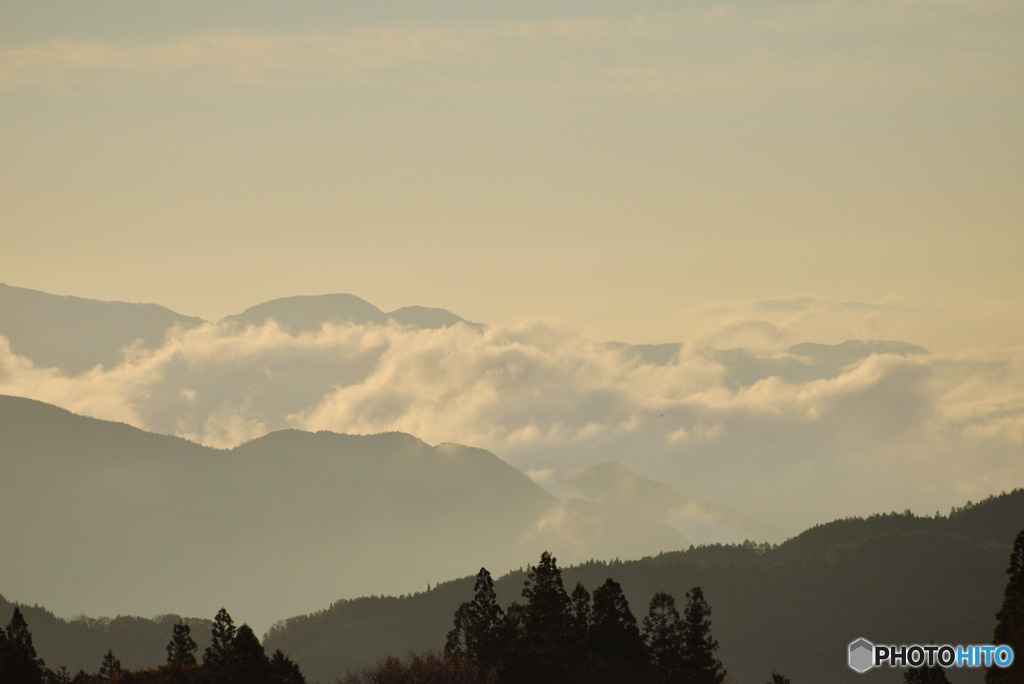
[0,596,211,673]
[265,490,1024,683]
[3,490,1020,682]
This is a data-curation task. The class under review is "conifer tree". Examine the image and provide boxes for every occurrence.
[680,586,726,684]
[521,552,572,633]
[97,650,121,681]
[268,649,306,684]
[589,578,649,683]
[643,592,685,681]
[445,568,506,667]
[767,673,792,684]
[167,620,198,666]
[503,552,579,684]
[5,608,37,658]
[1,607,45,684]
[446,604,472,661]
[987,529,1024,684]
[203,608,237,679]
[589,578,647,665]
[500,602,527,648]
[229,624,270,684]
[569,582,593,660]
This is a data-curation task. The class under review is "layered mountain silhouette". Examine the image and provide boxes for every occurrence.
[263,490,1021,683]
[605,339,927,376]
[563,462,784,543]
[0,594,213,674]
[1,393,1018,682]
[0,285,478,375]
[709,339,929,389]
[0,395,682,634]
[1,283,928,382]
[219,293,479,333]
[0,283,203,374]
[6,491,1017,682]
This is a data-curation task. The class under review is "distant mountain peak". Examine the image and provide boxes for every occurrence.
[0,283,204,374]
[386,305,476,330]
[218,293,477,333]
[787,339,929,360]
[233,427,430,453]
[219,293,385,332]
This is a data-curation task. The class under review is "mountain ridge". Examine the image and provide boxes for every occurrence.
[264,490,1022,683]
[0,282,204,373]
[2,426,1017,683]
[0,395,682,637]
[219,293,478,332]
[0,284,483,377]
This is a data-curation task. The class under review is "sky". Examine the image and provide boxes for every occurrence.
[1,0,1023,347]
[1,0,1024,627]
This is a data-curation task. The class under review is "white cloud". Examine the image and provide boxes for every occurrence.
[1,296,1022,537]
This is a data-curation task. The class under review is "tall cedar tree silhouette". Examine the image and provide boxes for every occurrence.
[503,552,581,684]
[445,568,506,667]
[588,578,650,683]
[229,624,270,683]
[569,582,593,667]
[643,592,686,681]
[987,529,1024,684]
[905,663,953,683]
[680,586,727,684]
[167,620,198,666]
[203,608,237,679]
[570,583,592,636]
[0,607,45,684]
[98,650,122,681]
[269,649,306,684]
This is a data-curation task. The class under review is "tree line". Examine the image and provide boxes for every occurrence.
[346,551,737,684]
[347,536,1024,684]
[4,529,1022,683]
[0,606,304,684]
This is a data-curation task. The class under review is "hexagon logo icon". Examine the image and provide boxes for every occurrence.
[849,638,875,673]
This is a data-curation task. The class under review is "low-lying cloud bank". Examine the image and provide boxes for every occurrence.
[2,298,1021,540]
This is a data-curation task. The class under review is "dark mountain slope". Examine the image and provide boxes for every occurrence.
[0,395,561,633]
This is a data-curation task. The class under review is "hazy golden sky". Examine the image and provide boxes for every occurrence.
[2,3,1024,625]
[2,0,1022,345]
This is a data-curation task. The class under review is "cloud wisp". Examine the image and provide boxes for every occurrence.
[3,1,1020,100]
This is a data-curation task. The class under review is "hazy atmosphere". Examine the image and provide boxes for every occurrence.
[3,0,1022,345]
[3,289,1023,541]
[1,0,1022,681]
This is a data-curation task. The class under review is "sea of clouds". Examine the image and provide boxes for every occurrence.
[2,297,1021,541]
